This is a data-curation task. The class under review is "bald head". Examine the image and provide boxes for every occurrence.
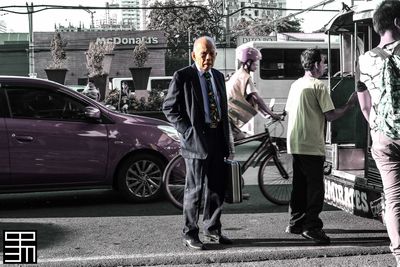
[191,36,217,72]
[192,36,216,51]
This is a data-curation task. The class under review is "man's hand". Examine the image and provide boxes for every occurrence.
[227,153,235,160]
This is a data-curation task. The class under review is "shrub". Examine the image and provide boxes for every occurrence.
[104,89,165,112]
[86,41,115,77]
[132,40,149,67]
[48,32,67,69]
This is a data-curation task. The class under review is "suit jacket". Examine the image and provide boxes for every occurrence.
[163,64,231,159]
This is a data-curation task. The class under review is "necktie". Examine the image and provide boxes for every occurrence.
[203,71,220,126]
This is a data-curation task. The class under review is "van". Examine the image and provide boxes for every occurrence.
[110,76,173,100]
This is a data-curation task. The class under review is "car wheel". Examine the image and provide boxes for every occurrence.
[117,153,166,202]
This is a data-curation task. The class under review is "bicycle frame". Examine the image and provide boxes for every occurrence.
[234,120,286,177]
[162,119,292,209]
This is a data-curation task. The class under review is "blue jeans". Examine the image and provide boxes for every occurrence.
[371,131,400,257]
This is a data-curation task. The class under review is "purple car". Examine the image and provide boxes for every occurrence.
[0,76,180,202]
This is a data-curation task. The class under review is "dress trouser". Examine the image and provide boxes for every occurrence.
[183,125,226,239]
[289,154,325,231]
[371,131,400,257]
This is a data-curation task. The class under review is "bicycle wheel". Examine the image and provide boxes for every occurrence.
[258,152,293,205]
[163,154,185,210]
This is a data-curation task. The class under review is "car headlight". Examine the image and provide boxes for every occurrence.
[157,125,180,141]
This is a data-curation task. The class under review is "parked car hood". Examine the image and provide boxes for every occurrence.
[105,109,170,127]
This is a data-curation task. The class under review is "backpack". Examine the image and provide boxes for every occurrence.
[371,44,400,139]
[225,69,258,128]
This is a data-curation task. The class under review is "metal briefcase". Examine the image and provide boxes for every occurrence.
[224,159,242,204]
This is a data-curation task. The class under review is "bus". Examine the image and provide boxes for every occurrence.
[234,40,340,136]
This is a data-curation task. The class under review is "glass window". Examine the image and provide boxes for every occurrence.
[254,4,259,16]
[259,48,340,79]
[6,87,89,121]
[150,79,172,91]
[120,80,135,92]
[0,90,8,118]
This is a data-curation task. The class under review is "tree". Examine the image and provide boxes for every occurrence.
[276,17,303,32]
[231,16,303,38]
[147,0,225,74]
[147,0,224,56]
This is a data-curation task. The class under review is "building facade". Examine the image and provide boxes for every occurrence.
[0,33,29,76]
[32,30,167,85]
[225,0,286,30]
[120,0,146,30]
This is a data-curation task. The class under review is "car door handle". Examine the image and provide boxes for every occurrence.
[11,134,34,142]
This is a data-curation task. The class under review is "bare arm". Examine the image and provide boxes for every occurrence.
[324,92,358,122]
[355,53,371,123]
[247,92,282,120]
[356,82,371,123]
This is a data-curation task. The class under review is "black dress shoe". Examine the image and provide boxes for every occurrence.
[285,225,303,235]
[204,233,233,245]
[183,238,204,250]
[301,229,331,245]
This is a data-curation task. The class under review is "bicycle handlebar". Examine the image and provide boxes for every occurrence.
[263,112,287,138]
[265,111,286,126]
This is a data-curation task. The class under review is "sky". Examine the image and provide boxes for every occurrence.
[0,0,353,33]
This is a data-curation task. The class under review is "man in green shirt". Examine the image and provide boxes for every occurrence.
[285,49,357,244]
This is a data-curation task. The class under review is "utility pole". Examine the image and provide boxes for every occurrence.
[225,0,230,48]
[26,2,35,78]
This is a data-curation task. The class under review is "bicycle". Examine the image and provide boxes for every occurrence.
[162,118,293,210]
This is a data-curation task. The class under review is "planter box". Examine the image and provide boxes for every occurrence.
[45,69,68,84]
[129,67,152,90]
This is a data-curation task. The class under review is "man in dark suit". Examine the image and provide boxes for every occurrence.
[163,36,234,250]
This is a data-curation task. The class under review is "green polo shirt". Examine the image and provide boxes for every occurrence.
[285,77,334,156]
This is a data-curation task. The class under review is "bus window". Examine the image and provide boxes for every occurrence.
[259,48,285,78]
[259,48,340,79]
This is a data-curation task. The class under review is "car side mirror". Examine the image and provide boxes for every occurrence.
[84,106,101,119]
